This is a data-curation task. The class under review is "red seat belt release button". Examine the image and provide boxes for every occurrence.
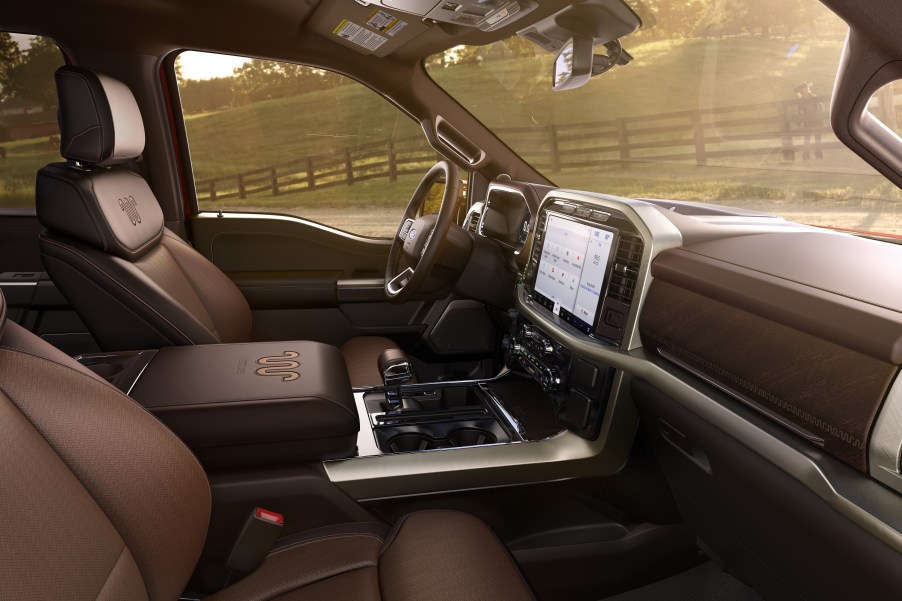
[255,507,284,525]
[227,507,284,574]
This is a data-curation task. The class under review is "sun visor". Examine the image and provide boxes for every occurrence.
[308,2,432,57]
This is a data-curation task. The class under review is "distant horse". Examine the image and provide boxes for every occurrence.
[0,147,6,160]
[48,135,60,150]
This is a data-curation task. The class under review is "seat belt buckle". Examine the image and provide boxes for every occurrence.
[227,507,284,574]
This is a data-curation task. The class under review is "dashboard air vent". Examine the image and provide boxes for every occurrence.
[467,210,481,233]
[607,234,643,303]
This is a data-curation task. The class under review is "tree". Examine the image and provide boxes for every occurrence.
[178,77,234,114]
[0,33,24,102]
[12,36,64,110]
[230,59,343,104]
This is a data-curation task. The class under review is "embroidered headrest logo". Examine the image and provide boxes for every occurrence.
[254,351,300,382]
[118,195,141,226]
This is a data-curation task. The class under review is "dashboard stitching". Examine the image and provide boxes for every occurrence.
[643,330,867,452]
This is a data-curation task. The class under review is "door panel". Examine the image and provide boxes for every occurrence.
[0,212,98,354]
[189,213,429,346]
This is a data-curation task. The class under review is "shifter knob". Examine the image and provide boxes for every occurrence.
[378,349,414,411]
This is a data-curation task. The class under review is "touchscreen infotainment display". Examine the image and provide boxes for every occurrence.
[533,213,616,332]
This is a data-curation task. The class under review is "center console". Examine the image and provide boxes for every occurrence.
[77,340,555,467]
[507,197,645,440]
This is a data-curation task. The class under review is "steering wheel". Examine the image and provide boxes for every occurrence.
[385,160,461,303]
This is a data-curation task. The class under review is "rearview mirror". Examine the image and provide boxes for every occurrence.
[553,37,593,91]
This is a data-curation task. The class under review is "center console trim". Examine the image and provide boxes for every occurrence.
[326,368,636,501]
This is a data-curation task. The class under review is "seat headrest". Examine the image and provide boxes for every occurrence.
[37,164,165,261]
[55,66,145,165]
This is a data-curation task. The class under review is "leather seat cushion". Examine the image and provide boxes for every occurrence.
[206,511,534,601]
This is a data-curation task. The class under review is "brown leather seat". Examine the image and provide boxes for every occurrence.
[0,289,535,600]
[35,65,395,387]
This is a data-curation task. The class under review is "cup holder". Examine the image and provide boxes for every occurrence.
[386,433,438,453]
[447,428,497,447]
[382,427,499,453]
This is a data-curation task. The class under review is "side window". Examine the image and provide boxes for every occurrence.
[868,81,902,138]
[176,51,439,238]
[0,33,65,209]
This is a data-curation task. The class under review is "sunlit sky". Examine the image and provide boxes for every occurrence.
[10,34,246,81]
[11,33,33,48]
[178,52,249,81]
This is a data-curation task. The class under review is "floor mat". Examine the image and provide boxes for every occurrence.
[599,561,764,601]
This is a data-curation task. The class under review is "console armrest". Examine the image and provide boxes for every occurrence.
[127,341,358,468]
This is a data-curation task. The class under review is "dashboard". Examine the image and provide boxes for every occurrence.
[470,177,902,598]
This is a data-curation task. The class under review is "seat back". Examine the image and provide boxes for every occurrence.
[0,289,211,600]
[36,66,251,351]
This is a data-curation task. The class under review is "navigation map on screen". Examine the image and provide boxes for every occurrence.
[534,214,615,331]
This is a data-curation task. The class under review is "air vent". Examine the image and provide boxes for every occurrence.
[530,212,548,261]
[467,210,481,233]
[606,234,643,303]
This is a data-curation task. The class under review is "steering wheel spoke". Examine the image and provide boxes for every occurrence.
[398,218,415,242]
[386,267,415,296]
[385,161,460,303]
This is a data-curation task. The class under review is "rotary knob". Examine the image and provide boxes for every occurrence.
[541,367,561,391]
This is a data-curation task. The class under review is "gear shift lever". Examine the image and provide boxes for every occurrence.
[378,349,414,412]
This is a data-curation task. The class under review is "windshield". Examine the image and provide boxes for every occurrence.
[426,0,902,235]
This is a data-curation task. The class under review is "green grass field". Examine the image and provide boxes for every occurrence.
[0,135,61,208]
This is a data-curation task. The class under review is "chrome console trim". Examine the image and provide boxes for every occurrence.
[326,367,637,500]
[479,383,527,440]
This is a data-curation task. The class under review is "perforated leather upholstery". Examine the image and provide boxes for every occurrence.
[0,293,211,601]
[36,66,397,386]
[0,290,536,601]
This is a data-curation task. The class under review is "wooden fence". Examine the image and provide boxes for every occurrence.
[194,98,854,203]
[196,136,442,203]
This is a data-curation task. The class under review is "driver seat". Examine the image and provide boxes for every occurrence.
[35,66,395,387]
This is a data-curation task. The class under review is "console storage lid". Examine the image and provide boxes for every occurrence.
[129,341,358,467]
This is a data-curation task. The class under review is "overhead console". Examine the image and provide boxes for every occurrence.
[371,0,537,31]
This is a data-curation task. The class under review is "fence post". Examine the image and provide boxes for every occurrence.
[780,100,795,162]
[388,139,397,181]
[270,166,278,196]
[307,157,316,190]
[238,173,246,199]
[616,118,630,167]
[209,180,216,202]
[692,111,707,166]
[345,150,354,185]
[548,125,560,172]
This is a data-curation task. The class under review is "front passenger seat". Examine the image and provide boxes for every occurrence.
[36,65,395,387]
[0,288,535,601]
